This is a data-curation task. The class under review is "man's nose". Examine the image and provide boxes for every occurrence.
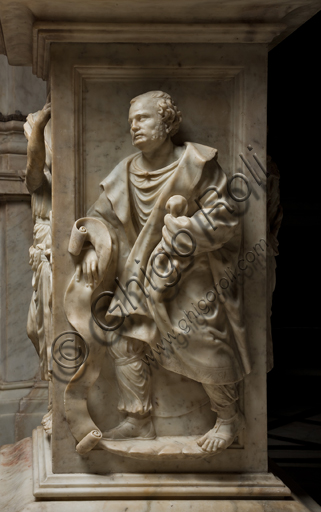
[131,120,139,132]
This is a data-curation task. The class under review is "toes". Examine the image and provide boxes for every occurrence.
[201,439,211,451]
[212,439,220,451]
[197,435,207,447]
[198,436,228,454]
[217,439,226,450]
[205,440,214,452]
[212,438,226,452]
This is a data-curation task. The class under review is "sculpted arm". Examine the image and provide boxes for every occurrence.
[163,163,239,255]
[25,102,51,194]
[75,191,115,287]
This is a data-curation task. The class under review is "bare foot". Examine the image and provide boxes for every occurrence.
[103,415,156,440]
[197,410,245,454]
[41,409,52,435]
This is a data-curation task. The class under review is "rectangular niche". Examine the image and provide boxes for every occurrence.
[51,43,267,477]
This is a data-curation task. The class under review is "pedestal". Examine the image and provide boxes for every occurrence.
[1,2,320,510]
[0,432,313,512]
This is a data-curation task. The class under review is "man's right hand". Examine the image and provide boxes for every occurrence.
[35,102,51,131]
[76,248,99,287]
[26,101,52,194]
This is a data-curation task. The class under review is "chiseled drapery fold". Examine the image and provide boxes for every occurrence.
[129,153,181,229]
[64,218,112,452]
[63,142,251,454]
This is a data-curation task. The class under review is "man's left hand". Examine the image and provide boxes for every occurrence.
[162,214,197,256]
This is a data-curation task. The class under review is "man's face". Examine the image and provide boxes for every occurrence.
[128,97,167,152]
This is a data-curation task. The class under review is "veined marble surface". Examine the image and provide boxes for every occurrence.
[0,53,47,448]
[50,42,269,475]
[1,1,321,68]
[0,55,46,116]
[0,432,313,511]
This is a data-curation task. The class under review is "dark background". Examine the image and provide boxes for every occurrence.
[267,10,321,504]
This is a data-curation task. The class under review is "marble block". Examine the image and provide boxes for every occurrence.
[1,2,321,67]
[0,432,315,512]
[33,426,289,498]
[48,41,270,482]
[0,1,320,508]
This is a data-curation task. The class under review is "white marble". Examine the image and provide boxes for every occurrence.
[0,438,310,512]
[0,52,48,448]
[0,201,38,384]
[32,426,290,498]
[0,1,319,506]
[64,91,247,459]
[0,54,46,115]
[22,103,53,434]
[99,434,242,460]
[0,120,28,188]
[15,383,48,440]
[0,200,48,445]
[0,430,315,511]
[0,388,32,446]
[22,501,317,512]
[49,42,270,477]
[0,437,34,512]
[24,105,52,380]
[1,1,321,69]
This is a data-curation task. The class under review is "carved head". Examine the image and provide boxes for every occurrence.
[129,91,182,150]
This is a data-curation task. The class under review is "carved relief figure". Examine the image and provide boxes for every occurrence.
[24,100,53,434]
[65,91,251,456]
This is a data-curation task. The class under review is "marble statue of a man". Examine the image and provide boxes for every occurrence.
[71,91,251,454]
[25,100,53,434]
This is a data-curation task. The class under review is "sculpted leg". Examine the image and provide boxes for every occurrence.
[197,383,245,453]
[103,336,155,440]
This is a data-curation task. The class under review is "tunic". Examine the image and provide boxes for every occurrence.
[88,142,250,385]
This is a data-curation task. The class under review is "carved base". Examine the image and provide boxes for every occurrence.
[33,426,291,499]
[0,429,315,512]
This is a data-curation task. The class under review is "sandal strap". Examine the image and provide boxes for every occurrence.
[215,412,240,426]
[212,412,245,442]
[210,431,234,443]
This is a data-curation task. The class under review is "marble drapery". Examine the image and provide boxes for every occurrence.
[64,142,250,451]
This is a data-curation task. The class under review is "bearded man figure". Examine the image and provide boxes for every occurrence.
[71,90,251,454]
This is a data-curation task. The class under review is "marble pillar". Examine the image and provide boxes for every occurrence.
[0,2,320,510]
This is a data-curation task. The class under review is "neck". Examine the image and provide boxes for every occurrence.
[141,137,177,172]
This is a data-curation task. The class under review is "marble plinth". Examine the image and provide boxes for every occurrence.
[33,427,289,499]
[0,430,315,512]
[18,502,318,512]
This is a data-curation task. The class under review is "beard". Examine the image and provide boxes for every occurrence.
[131,121,167,147]
[151,122,167,141]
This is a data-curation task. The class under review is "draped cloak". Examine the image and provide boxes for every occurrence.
[86,142,251,385]
[24,112,52,382]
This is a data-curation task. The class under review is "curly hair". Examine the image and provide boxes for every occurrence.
[130,91,182,136]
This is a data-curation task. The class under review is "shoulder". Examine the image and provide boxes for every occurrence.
[99,152,138,190]
[185,142,218,163]
[184,141,221,186]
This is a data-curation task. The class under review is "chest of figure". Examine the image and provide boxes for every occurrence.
[128,156,179,230]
